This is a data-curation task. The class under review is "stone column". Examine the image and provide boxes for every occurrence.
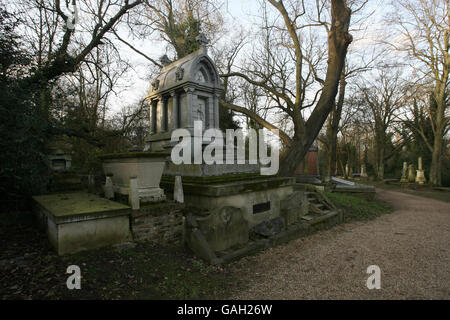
[206,96,213,129]
[213,92,220,129]
[150,99,157,134]
[171,91,178,129]
[162,96,168,132]
[415,156,426,184]
[184,87,195,132]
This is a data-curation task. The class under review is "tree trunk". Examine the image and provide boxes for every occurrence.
[374,128,385,181]
[325,115,339,179]
[377,158,384,181]
[429,87,446,186]
[278,0,352,177]
[325,67,346,180]
[429,131,443,186]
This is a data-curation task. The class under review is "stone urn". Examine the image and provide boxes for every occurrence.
[99,152,170,204]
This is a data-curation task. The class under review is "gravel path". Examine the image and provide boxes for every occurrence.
[230,189,450,299]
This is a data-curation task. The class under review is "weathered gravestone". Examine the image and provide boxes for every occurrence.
[415,157,426,185]
[408,164,416,182]
[361,164,368,179]
[400,162,408,183]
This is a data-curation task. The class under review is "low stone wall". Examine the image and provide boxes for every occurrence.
[131,201,185,245]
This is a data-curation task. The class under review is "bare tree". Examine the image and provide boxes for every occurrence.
[357,68,406,180]
[388,0,449,185]
[220,0,354,176]
[210,29,247,129]
[322,45,378,179]
[119,0,224,62]
[9,0,145,146]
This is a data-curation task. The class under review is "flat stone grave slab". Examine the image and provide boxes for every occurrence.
[33,192,132,255]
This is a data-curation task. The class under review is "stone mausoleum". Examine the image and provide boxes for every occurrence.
[32,34,341,263]
[142,35,340,263]
[145,34,222,152]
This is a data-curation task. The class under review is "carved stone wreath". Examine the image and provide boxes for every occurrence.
[175,67,184,81]
[151,79,160,90]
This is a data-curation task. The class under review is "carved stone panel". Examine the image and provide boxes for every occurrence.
[196,206,249,252]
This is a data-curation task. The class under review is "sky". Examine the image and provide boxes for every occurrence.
[107,0,264,114]
[5,0,393,119]
[105,0,391,118]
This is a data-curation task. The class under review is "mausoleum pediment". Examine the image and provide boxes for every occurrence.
[148,47,222,97]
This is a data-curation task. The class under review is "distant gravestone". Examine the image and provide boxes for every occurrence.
[104,176,114,199]
[415,157,426,184]
[408,164,416,183]
[400,162,408,183]
[361,164,368,179]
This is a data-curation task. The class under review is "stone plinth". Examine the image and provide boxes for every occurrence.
[100,152,169,204]
[416,170,426,184]
[415,157,426,184]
